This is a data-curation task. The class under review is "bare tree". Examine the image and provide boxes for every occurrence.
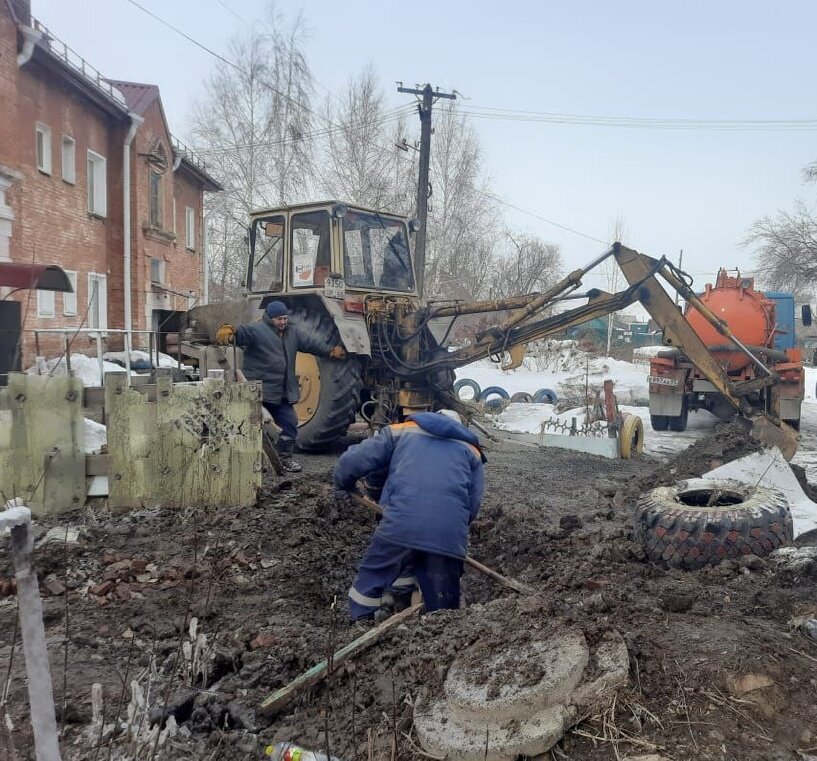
[424,102,500,301]
[319,66,415,212]
[604,214,627,355]
[190,6,315,297]
[489,232,562,299]
[745,200,817,293]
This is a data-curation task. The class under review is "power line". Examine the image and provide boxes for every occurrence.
[210,0,245,22]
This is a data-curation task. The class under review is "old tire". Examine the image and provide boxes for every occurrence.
[619,414,644,459]
[533,388,558,404]
[510,391,534,404]
[480,386,510,402]
[650,414,669,431]
[634,477,793,570]
[288,309,363,451]
[453,379,481,402]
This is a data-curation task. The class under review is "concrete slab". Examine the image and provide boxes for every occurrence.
[415,629,629,761]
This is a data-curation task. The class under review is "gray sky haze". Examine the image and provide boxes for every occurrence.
[32,0,817,293]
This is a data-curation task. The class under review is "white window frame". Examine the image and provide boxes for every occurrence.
[87,272,108,332]
[150,257,165,284]
[87,150,107,217]
[35,123,52,175]
[61,135,76,184]
[185,206,196,251]
[37,288,55,318]
[63,270,78,316]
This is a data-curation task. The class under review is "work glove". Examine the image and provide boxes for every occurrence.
[328,345,347,360]
[216,324,235,345]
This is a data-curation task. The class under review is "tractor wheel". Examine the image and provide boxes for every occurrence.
[650,415,669,431]
[633,477,793,570]
[288,309,363,451]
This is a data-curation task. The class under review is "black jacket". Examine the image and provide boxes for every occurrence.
[235,315,330,404]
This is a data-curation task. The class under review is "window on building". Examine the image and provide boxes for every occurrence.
[150,257,165,284]
[37,288,55,318]
[61,136,75,184]
[149,171,162,228]
[87,273,107,331]
[63,270,78,316]
[35,123,52,174]
[185,206,195,251]
[87,150,107,217]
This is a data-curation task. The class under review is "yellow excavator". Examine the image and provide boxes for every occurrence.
[174,201,798,460]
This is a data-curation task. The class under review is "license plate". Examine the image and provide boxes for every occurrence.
[324,277,345,299]
[648,375,679,387]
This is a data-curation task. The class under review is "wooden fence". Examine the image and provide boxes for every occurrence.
[0,369,262,515]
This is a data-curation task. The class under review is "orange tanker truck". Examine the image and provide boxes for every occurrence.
[647,269,804,432]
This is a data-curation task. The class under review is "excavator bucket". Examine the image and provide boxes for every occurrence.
[749,415,799,461]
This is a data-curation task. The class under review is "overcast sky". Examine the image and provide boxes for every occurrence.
[32,0,817,294]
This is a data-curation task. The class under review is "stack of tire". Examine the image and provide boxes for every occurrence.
[453,379,558,413]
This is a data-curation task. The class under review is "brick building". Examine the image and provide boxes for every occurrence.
[0,0,220,367]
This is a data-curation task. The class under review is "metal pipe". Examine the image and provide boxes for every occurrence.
[123,331,131,380]
[96,333,103,383]
[122,112,144,348]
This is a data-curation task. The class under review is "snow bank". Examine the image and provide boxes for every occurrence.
[104,350,193,372]
[84,418,106,454]
[26,354,131,387]
[456,340,649,405]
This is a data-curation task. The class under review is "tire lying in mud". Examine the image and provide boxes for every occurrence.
[633,477,793,570]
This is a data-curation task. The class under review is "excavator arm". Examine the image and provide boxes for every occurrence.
[413,243,798,458]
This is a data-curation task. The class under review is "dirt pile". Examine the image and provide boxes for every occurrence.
[0,437,815,760]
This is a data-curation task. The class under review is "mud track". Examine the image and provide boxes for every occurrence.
[1,426,816,760]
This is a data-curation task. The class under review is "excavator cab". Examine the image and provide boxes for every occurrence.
[246,201,418,301]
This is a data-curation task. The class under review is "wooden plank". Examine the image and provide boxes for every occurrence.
[1,373,85,515]
[259,603,422,717]
[85,454,109,476]
[106,371,261,511]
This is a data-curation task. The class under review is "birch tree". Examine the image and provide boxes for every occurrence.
[190,8,314,297]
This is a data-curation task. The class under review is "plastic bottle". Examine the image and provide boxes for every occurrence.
[265,742,346,761]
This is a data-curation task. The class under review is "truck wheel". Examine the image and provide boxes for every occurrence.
[667,397,689,432]
[634,477,793,570]
[650,415,669,431]
[289,309,363,451]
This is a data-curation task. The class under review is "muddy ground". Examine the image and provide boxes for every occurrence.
[1,424,817,760]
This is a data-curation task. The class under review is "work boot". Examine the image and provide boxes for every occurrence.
[279,455,302,473]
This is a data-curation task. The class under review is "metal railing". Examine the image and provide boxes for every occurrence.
[30,328,184,384]
[171,135,208,173]
[31,18,127,109]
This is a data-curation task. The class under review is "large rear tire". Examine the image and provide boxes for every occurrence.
[667,396,689,432]
[289,309,363,451]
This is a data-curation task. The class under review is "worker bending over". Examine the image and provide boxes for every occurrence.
[333,410,486,620]
[216,301,346,472]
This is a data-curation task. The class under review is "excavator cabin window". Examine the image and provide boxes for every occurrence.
[291,210,331,288]
[249,215,285,293]
[342,211,414,292]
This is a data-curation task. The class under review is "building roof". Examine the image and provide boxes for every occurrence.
[105,80,160,116]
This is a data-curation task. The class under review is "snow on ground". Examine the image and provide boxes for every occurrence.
[84,418,106,454]
[466,340,817,482]
[456,340,650,405]
[25,353,132,387]
[104,350,193,372]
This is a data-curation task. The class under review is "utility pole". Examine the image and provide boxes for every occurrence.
[397,83,456,297]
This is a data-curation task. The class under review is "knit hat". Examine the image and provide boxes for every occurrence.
[265,301,288,318]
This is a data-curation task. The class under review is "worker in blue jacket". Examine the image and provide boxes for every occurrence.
[333,410,487,620]
[217,301,346,472]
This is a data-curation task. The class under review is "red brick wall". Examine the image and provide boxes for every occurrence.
[10,56,126,362]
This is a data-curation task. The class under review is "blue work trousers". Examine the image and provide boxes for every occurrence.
[263,401,298,453]
[348,534,464,620]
